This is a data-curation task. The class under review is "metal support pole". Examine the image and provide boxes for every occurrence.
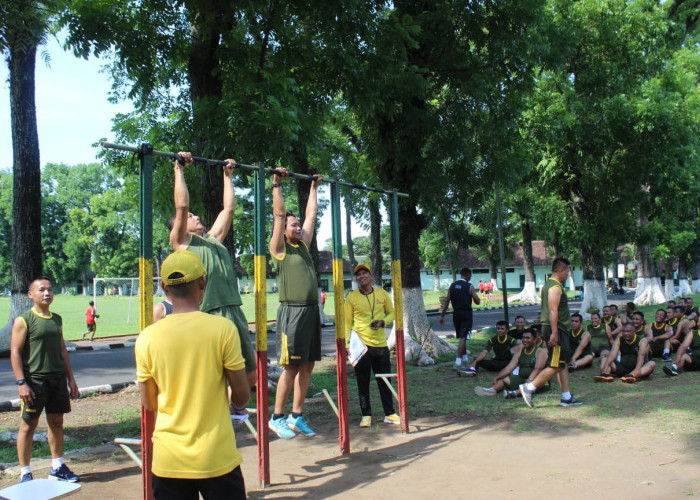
[390,192,409,433]
[330,182,350,454]
[495,185,509,324]
[138,143,155,500]
[253,164,270,486]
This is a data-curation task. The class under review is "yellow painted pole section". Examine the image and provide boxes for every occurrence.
[139,258,153,330]
[254,255,268,351]
[391,260,403,331]
[332,258,345,337]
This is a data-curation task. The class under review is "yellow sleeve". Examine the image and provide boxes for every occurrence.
[381,289,395,325]
[222,320,245,371]
[344,292,355,347]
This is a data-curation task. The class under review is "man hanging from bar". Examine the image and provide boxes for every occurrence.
[169,152,257,413]
[268,167,323,439]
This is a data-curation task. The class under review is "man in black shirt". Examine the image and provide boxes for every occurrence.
[440,268,481,367]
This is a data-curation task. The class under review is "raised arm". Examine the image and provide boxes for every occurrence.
[170,151,194,251]
[207,159,237,242]
[301,175,323,247]
[269,168,290,259]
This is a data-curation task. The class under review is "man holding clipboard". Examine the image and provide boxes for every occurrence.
[345,264,399,428]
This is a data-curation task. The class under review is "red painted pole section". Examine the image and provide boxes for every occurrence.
[395,329,409,433]
[141,409,155,498]
[256,350,270,485]
[336,338,350,453]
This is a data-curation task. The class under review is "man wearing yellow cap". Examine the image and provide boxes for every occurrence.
[135,250,250,498]
[345,264,399,427]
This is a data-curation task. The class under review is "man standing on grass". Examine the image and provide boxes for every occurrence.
[345,264,399,427]
[268,167,323,440]
[81,301,99,341]
[11,277,80,484]
[169,152,256,399]
[520,257,583,408]
[439,267,481,367]
[136,250,250,498]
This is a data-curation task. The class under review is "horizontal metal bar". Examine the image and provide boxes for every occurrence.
[374,373,398,378]
[100,141,409,197]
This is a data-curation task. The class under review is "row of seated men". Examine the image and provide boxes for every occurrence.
[465,299,700,398]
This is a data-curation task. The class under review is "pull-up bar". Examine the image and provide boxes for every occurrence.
[100,141,409,197]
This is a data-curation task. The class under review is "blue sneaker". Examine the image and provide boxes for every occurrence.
[269,416,296,440]
[49,463,79,482]
[19,472,33,483]
[287,414,316,437]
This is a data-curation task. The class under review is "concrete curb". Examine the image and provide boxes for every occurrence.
[0,340,136,359]
[0,380,137,413]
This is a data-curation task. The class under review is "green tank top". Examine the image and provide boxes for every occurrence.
[650,322,668,339]
[570,327,584,348]
[187,234,243,311]
[540,278,570,331]
[619,333,643,358]
[517,345,540,379]
[275,240,318,304]
[20,309,66,379]
[587,323,606,338]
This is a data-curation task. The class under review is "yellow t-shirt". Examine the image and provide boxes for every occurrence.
[344,287,395,347]
[135,311,245,479]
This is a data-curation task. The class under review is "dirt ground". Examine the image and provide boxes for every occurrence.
[1,384,699,499]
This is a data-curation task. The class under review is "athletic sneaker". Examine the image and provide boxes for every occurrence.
[287,415,316,437]
[620,376,637,384]
[19,472,33,483]
[461,367,477,377]
[504,390,517,399]
[568,363,577,372]
[519,384,534,408]
[48,463,79,482]
[474,386,497,397]
[360,416,372,428]
[663,365,679,377]
[661,353,672,362]
[269,416,296,440]
[559,396,583,407]
[384,413,400,425]
[593,374,614,382]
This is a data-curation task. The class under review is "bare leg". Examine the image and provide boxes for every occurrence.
[292,362,315,414]
[274,365,301,415]
[46,413,65,459]
[457,338,466,359]
[575,354,595,369]
[557,367,570,393]
[17,418,39,467]
[639,361,656,378]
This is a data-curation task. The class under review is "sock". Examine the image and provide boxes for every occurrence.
[273,413,284,420]
[454,358,462,366]
[561,392,572,400]
[672,364,678,370]
[525,382,536,393]
[291,412,302,419]
[663,349,669,355]
[20,466,31,476]
[51,457,63,470]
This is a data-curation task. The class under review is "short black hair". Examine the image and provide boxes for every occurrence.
[521,328,534,338]
[590,312,601,319]
[552,257,570,272]
[29,276,53,291]
[632,310,644,319]
[89,301,94,306]
[496,320,508,328]
[674,305,685,312]
[571,313,582,321]
[460,267,471,277]
[514,315,526,321]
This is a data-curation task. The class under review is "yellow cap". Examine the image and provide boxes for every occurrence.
[161,250,207,285]
[354,264,371,275]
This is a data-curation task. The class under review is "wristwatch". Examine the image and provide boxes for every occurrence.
[16,378,26,386]
[271,183,281,188]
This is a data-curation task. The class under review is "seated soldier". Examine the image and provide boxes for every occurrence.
[594,322,655,383]
[587,311,612,356]
[508,315,527,341]
[645,309,674,362]
[568,313,594,370]
[474,328,549,398]
[670,305,694,351]
[631,310,646,338]
[684,297,698,322]
[664,318,700,376]
[461,320,519,376]
[604,305,623,340]
[621,302,636,325]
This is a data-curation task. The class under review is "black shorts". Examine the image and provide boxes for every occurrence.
[153,465,246,500]
[612,354,638,376]
[21,376,71,420]
[685,354,700,371]
[648,340,666,358]
[476,358,511,372]
[453,310,473,339]
[86,323,96,331]
[277,303,321,365]
[543,325,572,367]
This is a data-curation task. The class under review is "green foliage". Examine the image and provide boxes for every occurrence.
[0,170,11,287]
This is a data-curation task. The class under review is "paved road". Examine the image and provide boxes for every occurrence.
[0,295,607,402]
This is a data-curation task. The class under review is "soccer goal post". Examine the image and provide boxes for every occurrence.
[92,277,163,329]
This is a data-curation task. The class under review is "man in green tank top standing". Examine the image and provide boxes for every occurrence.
[10,277,80,484]
[520,257,583,408]
[169,152,257,397]
[268,167,324,439]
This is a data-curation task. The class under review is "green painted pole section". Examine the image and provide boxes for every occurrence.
[330,182,349,454]
[390,192,400,262]
[139,144,153,259]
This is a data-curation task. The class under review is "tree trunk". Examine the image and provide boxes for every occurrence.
[678,259,692,297]
[433,270,440,292]
[635,243,666,306]
[344,195,357,269]
[664,259,677,300]
[369,197,383,287]
[509,218,539,304]
[578,245,607,319]
[489,251,500,292]
[691,263,700,294]
[0,42,43,350]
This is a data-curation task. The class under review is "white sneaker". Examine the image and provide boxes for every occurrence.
[454,357,462,367]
